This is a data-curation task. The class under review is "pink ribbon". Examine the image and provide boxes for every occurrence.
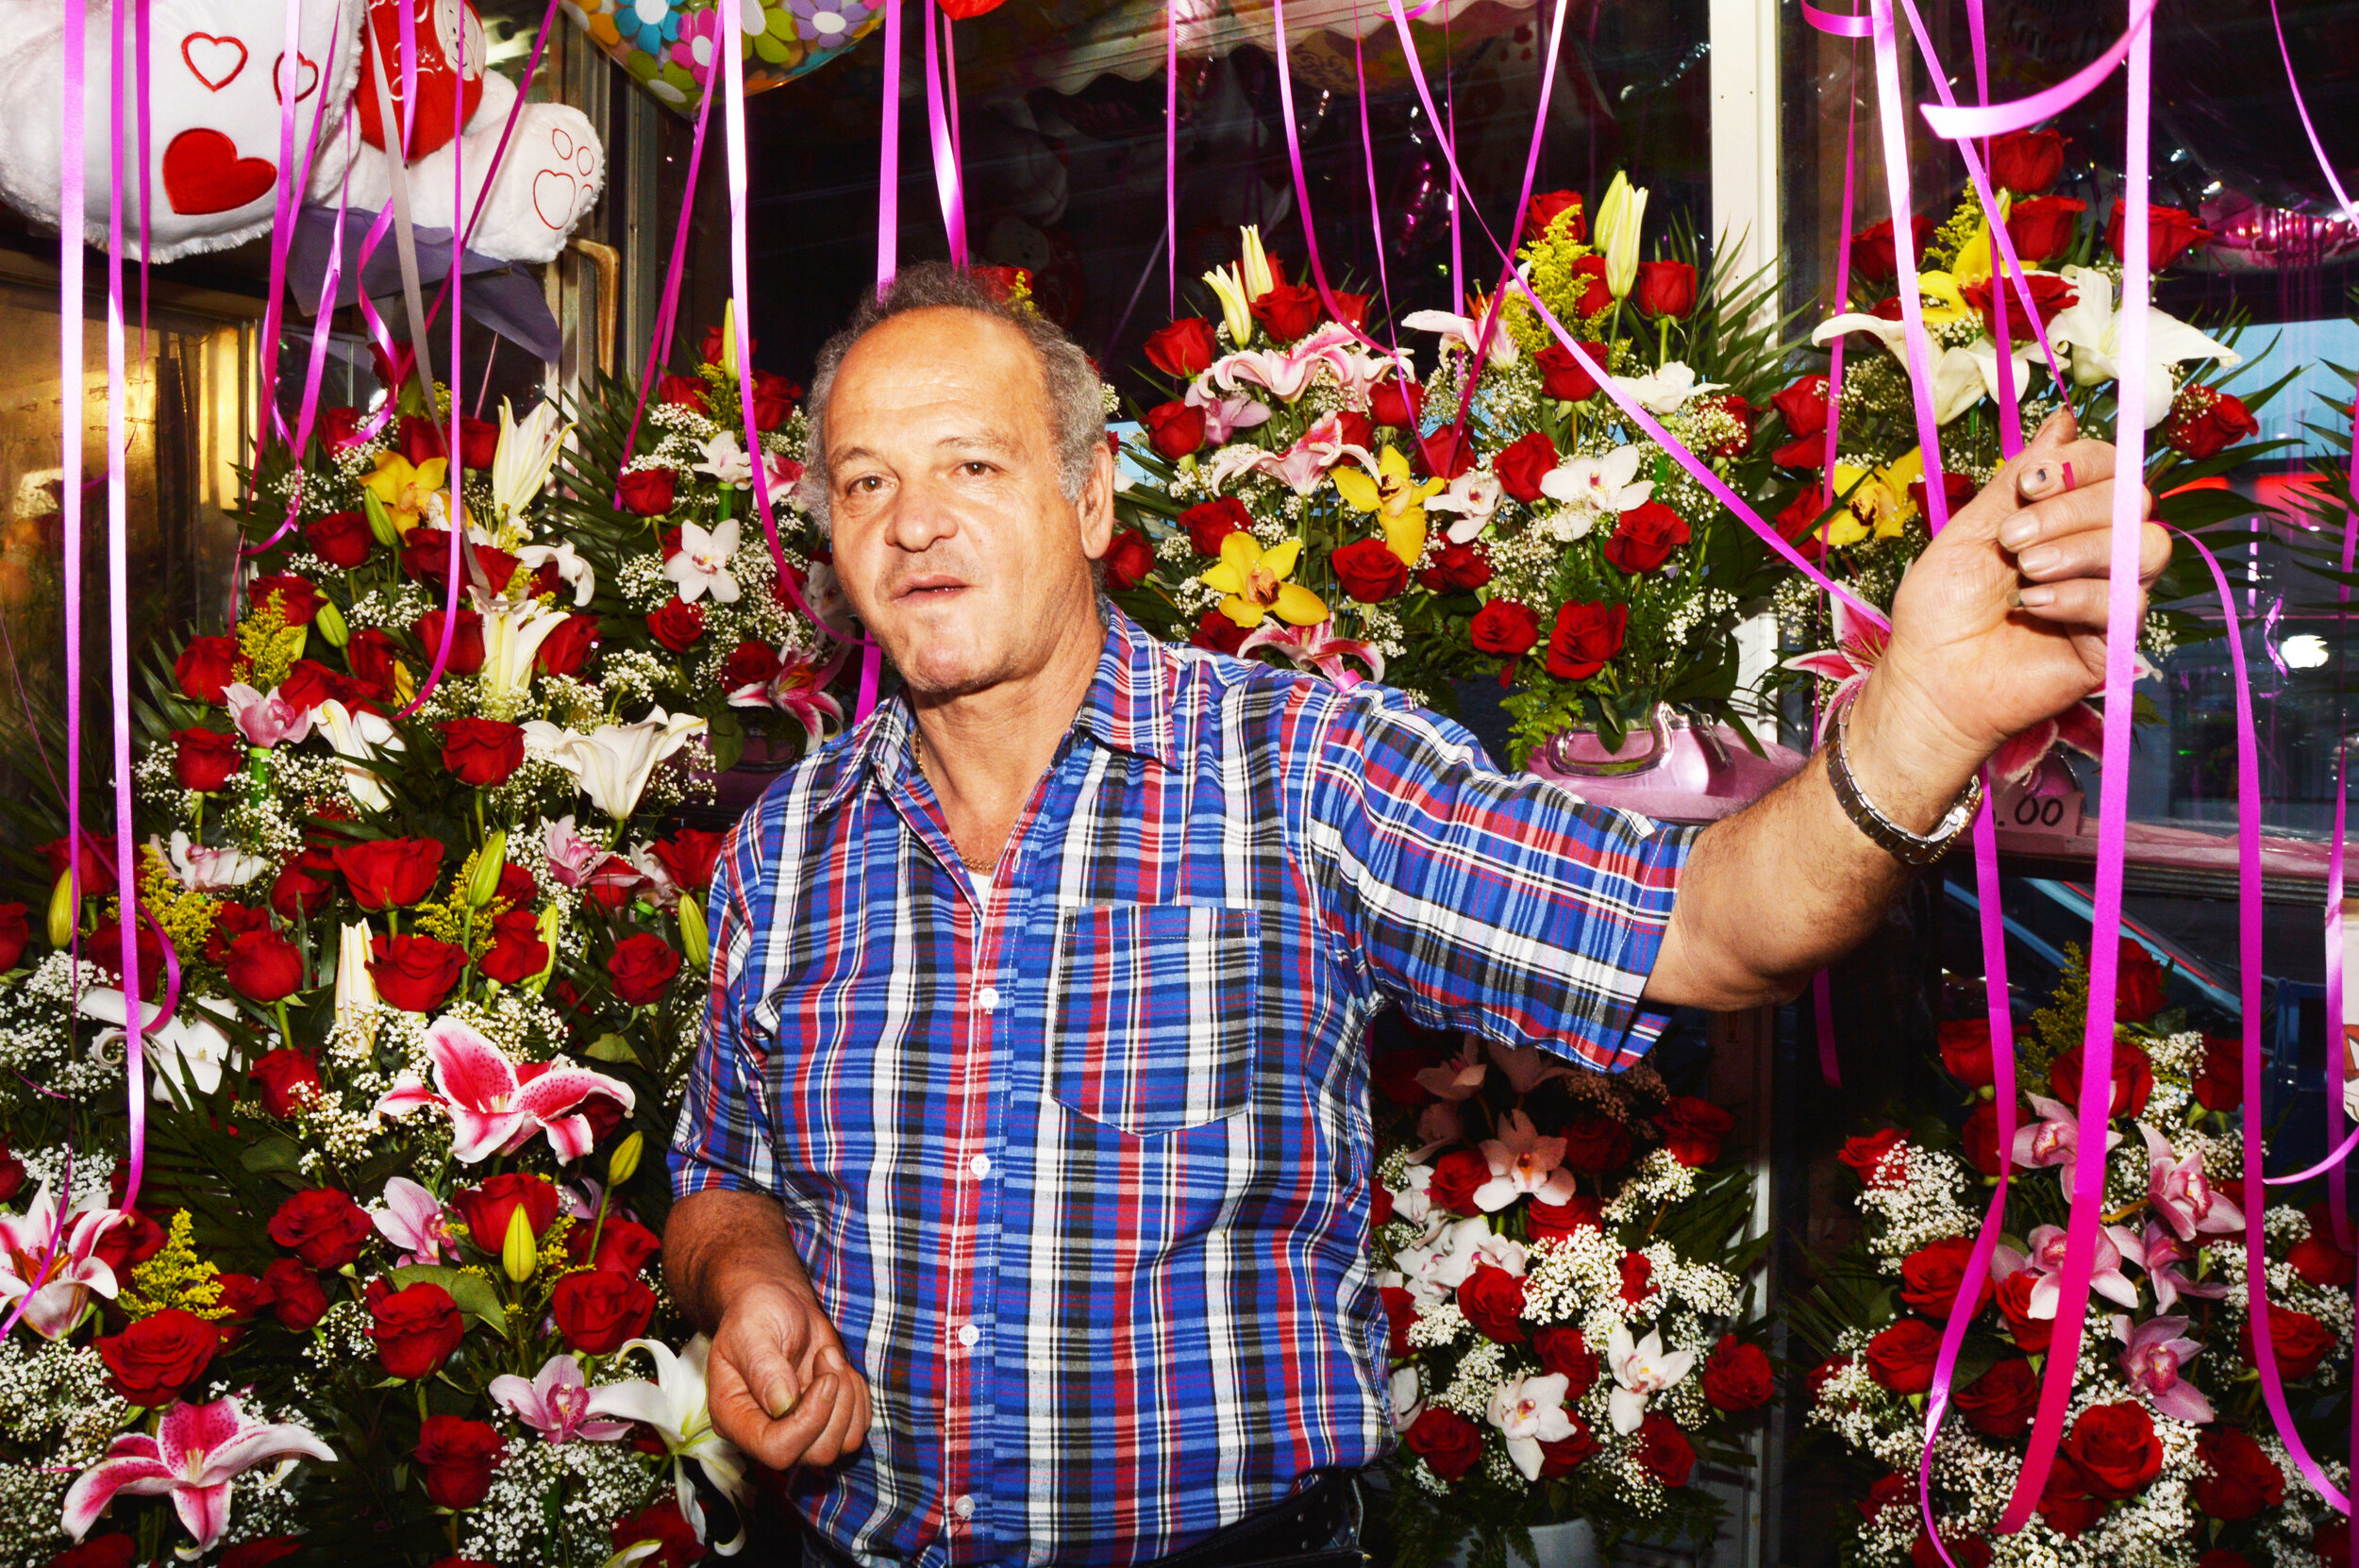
[876,0,903,294]
[1164,0,1179,315]
[1349,19,1397,347]
[1919,0,2164,142]
[923,0,966,266]
[611,70,719,502]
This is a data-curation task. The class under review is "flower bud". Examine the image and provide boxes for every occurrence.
[720,299,741,377]
[1239,225,1275,301]
[47,870,76,947]
[501,1206,536,1283]
[524,907,562,995]
[608,1130,644,1189]
[313,601,349,647]
[677,897,710,975]
[465,833,509,907]
[361,488,402,546]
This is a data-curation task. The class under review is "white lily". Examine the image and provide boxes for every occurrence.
[2048,264,2240,427]
[1612,361,1723,416]
[693,431,755,489]
[512,540,597,607]
[1402,308,1518,369]
[1539,444,1654,516]
[1605,1323,1696,1435]
[155,829,267,891]
[586,1337,751,1552]
[523,708,709,822]
[492,399,571,528]
[477,597,573,713]
[333,920,378,1037]
[1202,261,1255,347]
[1809,312,2030,425]
[1596,173,1648,300]
[662,520,744,606]
[1239,225,1276,300]
[78,988,238,1102]
[314,699,405,812]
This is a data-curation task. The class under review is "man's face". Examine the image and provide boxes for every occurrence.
[821,309,1113,699]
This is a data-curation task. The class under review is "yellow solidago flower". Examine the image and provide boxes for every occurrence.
[1200,534,1325,628]
[1330,446,1444,565]
[362,452,450,537]
[119,1209,227,1321]
[1828,447,1926,546]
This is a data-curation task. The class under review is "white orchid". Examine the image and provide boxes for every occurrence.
[492,398,571,528]
[1605,1324,1696,1435]
[1486,1373,1578,1481]
[693,430,755,488]
[2047,264,2240,427]
[513,539,597,607]
[1403,307,1518,369]
[1539,444,1654,517]
[524,708,709,822]
[1389,1366,1425,1434]
[1428,470,1503,542]
[154,829,266,891]
[663,520,744,605]
[314,699,405,812]
[1612,361,1722,415]
[586,1336,751,1551]
[333,920,377,1037]
[1471,1109,1579,1211]
[77,988,238,1102]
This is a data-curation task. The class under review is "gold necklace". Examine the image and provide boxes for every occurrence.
[912,738,1000,872]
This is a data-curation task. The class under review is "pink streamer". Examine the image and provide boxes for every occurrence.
[876,0,903,295]
[1919,0,2163,142]
[1350,21,1397,346]
[923,0,966,266]
[611,73,719,498]
[1165,0,1179,316]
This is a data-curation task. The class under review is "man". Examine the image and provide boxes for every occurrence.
[665,265,2166,1566]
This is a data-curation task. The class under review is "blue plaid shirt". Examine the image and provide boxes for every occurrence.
[671,609,1694,1567]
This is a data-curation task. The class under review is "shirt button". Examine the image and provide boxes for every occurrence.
[953,1494,977,1520]
[978,984,1001,1010]
[957,1322,980,1348]
[969,1153,992,1179]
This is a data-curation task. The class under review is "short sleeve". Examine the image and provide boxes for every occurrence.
[668,815,784,1199]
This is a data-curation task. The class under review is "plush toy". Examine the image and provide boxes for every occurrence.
[0,0,601,266]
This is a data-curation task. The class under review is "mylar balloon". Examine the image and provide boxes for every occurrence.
[561,0,885,113]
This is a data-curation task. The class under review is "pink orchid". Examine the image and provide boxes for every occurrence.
[0,1184,122,1340]
[2139,1218,2228,1312]
[1473,1109,1578,1211]
[373,1017,636,1163]
[2142,1122,2244,1242]
[1999,1223,2143,1319]
[1390,1163,1437,1226]
[490,1354,632,1444]
[1414,1039,1487,1102]
[222,683,314,747]
[1236,619,1384,688]
[2012,1093,2124,1201]
[61,1396,334,1554]
[727,647,846,749]
[2113,1313,2214,1424]
[1488,1041,1576,1094]
[1408,1103,1464,1163]
[371,1176,459,1266]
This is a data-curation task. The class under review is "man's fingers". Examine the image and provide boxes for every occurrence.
[1995,474,2155,558]
[709,1349,813,1470]
[2011,520,2174,585]
[2016,576,2146,629]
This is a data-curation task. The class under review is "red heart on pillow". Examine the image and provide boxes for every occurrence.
[161,128,277,215]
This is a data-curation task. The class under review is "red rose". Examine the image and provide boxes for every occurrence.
[2192,1426,2285,1520]
[1632,260,1697,319]
[721,640,782,692]
[2049,1038,2153,1117]
[2200,1554,2257,1568]
[1417,542,1491,595]
[1534,1326,1599,1394]
[1616,1250,1656,1305]
[750,371,798,432]
[2038,1466,2103,1538]
[537,612,600,676]
[1533,341,1609,403]
[1555,1113,1631,1176]
[1536,1416,1598,1477]
[1526,1193,1604,1241]
[1180,497,1252,558]
[1806,1355,1853,1402]
[1858,1473,1912,1521]
[1457,1264,1526,1343]
[88,918,163,995]
[412,606,486,675]
[1849,216,1935,284]
[1954,1356,2038,1439]
[617,468,677,517]
[401,527,463,588]
[399,415,446,464]
[2005,193,2086,263]
[1910,1536,1991,1568]
[318,405,369,452]
[1524,190,1584,242]
[2063,1400,2163,1500]
[1775,489,1832,558]
[1491,431,1558,502]
[659,374,709,414]
[477,908,551,985]
[1403,1407,1485,1482]
[271,851,338,921]
[206,903,272,968]
[1191,609,1249,655]
[700,324,749,364]
[1936,1018,1995,1087]
[2289,1228,2357,1288]
[2166,386,2259,460]
[1700,1336,1772,1410]
[1544,601,1627,680]
[221,1542,304,1568]
[1632,1413,1695,1487]
[368,933,467,1012]
[272,659,338,716]
[2322,1526,2355,1568]
[334,838,444,909]
[0,906,25,974]
[568,1216,664,1276]
[1837,1128,1908,1188]
[1415,425,1475,481]
[372,1280,465,1380]
[611,1498,706,1568]
[1601,501,1690,575]
[268,1188,374,1270]
[1904,470,1980,525]
[223,929,304,1006]
[1899,1236,1991,1318]
[93,1209,164,1272]
[1771,375,1831,444]
[1990,128,2067,193]
[1995,1269,2051,1352]
[1144,318,1218,378]
[1370,376,1424,430]
[451,1174,560,1251]
[1864,1318,1942,1393]
[1380,1286,1416,1358]
[414,1414,505,1510]
[1426,1148,1490,1214]
[1102,528,1157,593]
[345,627,401,703]
[94,1308,218,1406]
[652,830,728,896]
[249,575,322,627]
[1961,1103,2004,1178]
[1330,538,1409,603]
[552,1268,658,1354]
[2106,201,2214,270]
[0,1138,22,1203]
[248,1049,323,1117]
[1248,281,1323,342]
[1143,401,1205,459]
[175,727,244,792]
[1567,255,1613,315]
[262,1259,328,1329]
[176,635,241,704]
[610,932,683,1006]
[48,1537,138,1568]
[437,718,526,788]
[1657,1095,1733,1167]
[306,510,375,568]
[2243,1303,2335,1380]
[458,415,499,470]
[1470,601,1540,671]
[1330,292,1372,330]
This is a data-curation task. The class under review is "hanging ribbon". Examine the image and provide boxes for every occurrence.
[876,0,903,294]
[1349,20,1397,349]
[611,66,720,499]
[923,0,966,266]
[1165,0,1180,315]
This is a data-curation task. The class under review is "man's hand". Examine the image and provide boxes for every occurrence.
[705,1277,873,1471]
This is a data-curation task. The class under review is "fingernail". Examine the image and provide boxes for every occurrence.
[1999,514,2041,550]
[2016,543,2061,575]
[2020,464,2056,497]
[2018,585,2056,608]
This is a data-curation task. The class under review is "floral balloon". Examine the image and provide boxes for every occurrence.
[561,0,887,113]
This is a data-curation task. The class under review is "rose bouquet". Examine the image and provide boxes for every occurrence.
[0,337,845,1565]
[1795,946,2354,1568]
[1366,1029,1770,1566]
[1115,185,1801,764]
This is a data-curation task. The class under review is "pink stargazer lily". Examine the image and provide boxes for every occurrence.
[2139,1218,2228,1312]
[1236,619,1384,688]
[2141,1122,2244,1242]
[371,1176,459,1265]
[727,647,846,748]
[2012,1093,2124,1200]
[1995,1223,2143,1319]
[543,815,607,890]
[1203,412,1376,497]
[0,1184,123,1340]
[2113,1313,2215,1424]
[1181,377,1276,443]
[1473,1109,1579,1211]
[61,1396,334,1554]
[491,1354,631,1444]
[374,1017,636,1163]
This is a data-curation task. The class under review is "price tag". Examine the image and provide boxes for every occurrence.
[1991,776,2084,837]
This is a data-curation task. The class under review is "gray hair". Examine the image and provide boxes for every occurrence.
[799,264,1106,530]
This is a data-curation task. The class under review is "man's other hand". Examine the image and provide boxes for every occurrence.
[706,1277,873,1471]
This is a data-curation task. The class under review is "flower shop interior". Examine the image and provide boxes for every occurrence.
[0,0,2355,1564]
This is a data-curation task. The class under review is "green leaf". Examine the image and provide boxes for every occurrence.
[389,1263,509,1335]
[239,1136,306,1174]
[585,1032,639,1063]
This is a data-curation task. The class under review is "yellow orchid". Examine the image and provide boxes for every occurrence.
[1913,271,1974,327]
[1200,533,1326,629]
[362,452,450,537]
[1330,445,1444,565]
[1828,447,1926,545]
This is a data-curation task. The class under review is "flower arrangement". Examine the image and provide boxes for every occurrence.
[1795,946,2354,1568]
[0,328,844,1566]
[1114,185,1800,763]
[1366,1028,1770,1566]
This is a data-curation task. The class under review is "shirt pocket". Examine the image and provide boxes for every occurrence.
[1044,902,1261,1139]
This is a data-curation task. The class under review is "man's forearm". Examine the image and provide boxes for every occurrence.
[663,1188,819,1335]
